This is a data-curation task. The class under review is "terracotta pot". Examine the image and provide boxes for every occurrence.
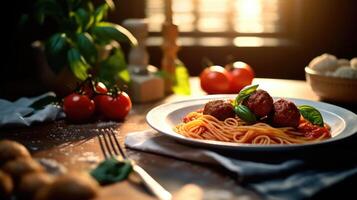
[33,41,116,97]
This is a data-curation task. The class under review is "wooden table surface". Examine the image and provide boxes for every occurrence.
[0,78,353,200]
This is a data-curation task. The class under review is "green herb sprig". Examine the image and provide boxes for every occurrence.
[298,105,324,127]
[232,84,259,123]
[234,84,259,106]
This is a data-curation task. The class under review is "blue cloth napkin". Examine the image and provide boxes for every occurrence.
[125,130,357,200]
[0,92,64,128]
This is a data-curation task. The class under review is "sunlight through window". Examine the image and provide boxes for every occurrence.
[146,0,281,34]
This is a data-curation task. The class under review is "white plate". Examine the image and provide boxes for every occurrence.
[146,95,357,151]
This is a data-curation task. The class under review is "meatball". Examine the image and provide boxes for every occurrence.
[203,100,235,121]
[271,99,300,128]
[243,89,273,117]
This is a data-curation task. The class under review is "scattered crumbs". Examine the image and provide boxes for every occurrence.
[87,139,95,144]
[77,152,100,163]
[96,121,119,127]
[82,152,94,156]
[29,146,39,151]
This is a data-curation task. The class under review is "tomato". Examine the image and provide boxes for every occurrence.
[83,82,108,97]
[94,82,108,94]
[63,93,95,122]
[95,92,132,121]
[227,61,255,93]
[200,65,232,94]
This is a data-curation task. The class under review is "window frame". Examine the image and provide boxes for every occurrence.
[145,0,301,40]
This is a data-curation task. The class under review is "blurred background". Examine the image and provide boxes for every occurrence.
[1,0,357,99]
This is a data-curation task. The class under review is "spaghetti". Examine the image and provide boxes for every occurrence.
[174,111,331,145]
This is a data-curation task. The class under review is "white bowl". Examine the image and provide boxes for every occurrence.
[305,67,357,103]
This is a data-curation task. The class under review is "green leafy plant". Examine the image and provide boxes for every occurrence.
[27,0,137,86]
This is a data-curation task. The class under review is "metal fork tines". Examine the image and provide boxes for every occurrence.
[97,129,172,200]
[98,128,127,160]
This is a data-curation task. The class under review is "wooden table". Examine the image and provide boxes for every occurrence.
[0,78,353,200]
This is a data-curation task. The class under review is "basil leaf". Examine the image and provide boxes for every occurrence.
[234,105,257,123]
[90,158,133,185]
[77,32,97,64]
[98,48,129,85]
[104,0,115,10]
[92,22,138,46]
[74,8,93,31]
[235,84,259,105]
[34,0,62,24]
[45,33,69,73]
[298,105,324,127]
[46,33,68,56]
[94,4,109,23]
[67,48,90,80]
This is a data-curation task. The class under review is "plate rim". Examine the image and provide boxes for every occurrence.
[146,95,357,151]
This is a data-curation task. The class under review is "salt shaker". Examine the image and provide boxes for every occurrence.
[123,19,164,103]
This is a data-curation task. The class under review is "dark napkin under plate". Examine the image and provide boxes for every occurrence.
[125,130,357,200]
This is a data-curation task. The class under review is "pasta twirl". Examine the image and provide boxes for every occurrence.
[174,112,331,145]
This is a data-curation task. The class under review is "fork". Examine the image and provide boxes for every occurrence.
[97,128,172,200]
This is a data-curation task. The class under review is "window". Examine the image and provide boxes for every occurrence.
[146,0,282,35]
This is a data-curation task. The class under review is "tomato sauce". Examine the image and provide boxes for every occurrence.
[297,118,331,139]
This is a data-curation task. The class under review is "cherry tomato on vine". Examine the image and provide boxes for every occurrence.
[200,65,232,94]
[63,93,95,122]
[83,82,108,97]
[94,82,108,94]
[227,61,255,93]
[95,92,132,121]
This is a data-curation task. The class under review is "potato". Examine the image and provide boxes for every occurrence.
[0,170,13,199]
[36,173,99,200]
[1,158,44,186]
[173,184,203,200]
[18,172,54,200]
[0,140,31,166]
